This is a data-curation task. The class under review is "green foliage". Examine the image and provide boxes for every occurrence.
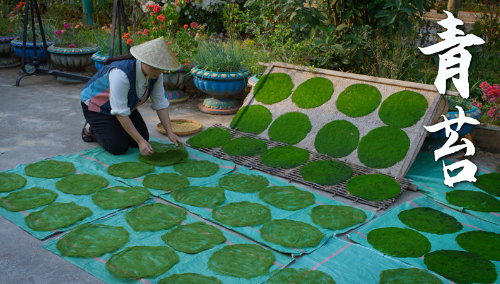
[447,95,474,112]
[194,39,249,72]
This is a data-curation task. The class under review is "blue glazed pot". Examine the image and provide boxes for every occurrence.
[10,39,53,62]
[427,106,482,139]
[91,51,108,71]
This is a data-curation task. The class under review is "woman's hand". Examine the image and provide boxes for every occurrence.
[139,139,154,156]
[167,132,184,147]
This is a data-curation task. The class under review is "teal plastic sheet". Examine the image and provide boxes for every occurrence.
[269,236,449,284]
[347,196,500,283]
[0,156,137,240]
[160,166,375,256]
[63,138,236,196]
[42,200,293,284]
[406,151,500,225]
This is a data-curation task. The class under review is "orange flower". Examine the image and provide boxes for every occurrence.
[137,31,142,35]
[121,32,130,39]
[183,24,188,29]
[126,38,133,45]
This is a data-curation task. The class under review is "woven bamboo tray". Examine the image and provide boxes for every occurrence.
[156,119,203,136]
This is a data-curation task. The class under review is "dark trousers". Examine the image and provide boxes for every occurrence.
[81,102,149,155]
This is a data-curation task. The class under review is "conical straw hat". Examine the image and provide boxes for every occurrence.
[130,37,181,71]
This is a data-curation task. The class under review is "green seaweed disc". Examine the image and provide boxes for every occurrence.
[125,203,187,232]
[345,174,401,201]
[25,202,92,231]
[336,84,382,117]
[24,160,75,179]
[230,105,272,134]
[258,186,315,211]
[456,230,500,261]
[56,224,130,257]
[222,137,268,156]
[173,160,219,177]
[171,186,225,207]
[186,128,232,149]
[474,172,500,197]
[379,90,428,128]
[159,273,222,284]
[0,173,27,192]
[212,201,272,227]
[0,187,57,212]
[267,268,336,284]
[268,112,312,145]
[106,246,179,279]
[367,227,431,257]
[218,173,269,193]
[292,77,334,109]
[138,143,188,166]
[55,174,109,195]
[446,190,500,212]
[254,73,294,105]
[314,120,360,158]
[379,268,442,284]
[142,173,189,192]
[162,222,226,254]
[424,250,497,284]
[107,161,155,179]
[310,205,367,230]
[208,244,275,278]
[260,146,309,169]
[261,219,325,248]
[300,160,353,186]
[357,126,410,169]
[92,186,150,210]
[398,207,462,234]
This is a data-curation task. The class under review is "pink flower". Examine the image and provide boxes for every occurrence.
[167,41,171,45]
[479,81,490,89]
[160,24,164,29]
[153,4,161,13]
[143,29,149,35]
[476,103,482,108]
[55,30,62,35]
[488,109,495,118]
[190,22,198,29]
[152,27,158,31]
[69,44,75,48]
[64,23,71,29]
[186,0,189,3]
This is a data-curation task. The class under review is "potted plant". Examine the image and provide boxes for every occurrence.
[0,2,21,68]
[92,28,130,71]
[191,39,251,114]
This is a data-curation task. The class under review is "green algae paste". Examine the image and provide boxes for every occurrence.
[379,268,442,284]
[230,105,272,134]
[424,250,497,284]
[268,112,312,145]
[268,268,336,284]
[208,244,275,278]
[474,172,500,197]
[173,160,219,177]
[292,77,334,109]
[456,231,500,261]
[300,160,353,186]
[367,227,431,257]
[106,246,179,279]
[212,201,272,227]
[379,90,428,128]
[107,161,155,179]
[0,187,57,212]
[25,160,75,179]
[0,173,27,192]
[222,137,267,156]
[398,207,463,234]
[55,174,109,195]
[142,173,189,192]
[358,126,410,169]
[261,219,325,248]
[138,143,188,166]
[92,186,150,210]
[260,146,309,169]
[159,273,222,284]
[186,128,232,149]
[25,202,92,231]
[346,174,401,201]
[171,186,225,207]
[315,120,360,158]
[259,186,315,211]
[310,205,367,230]
[125,203,186,232]
[162,221,226,254]
[336,84,382,117]
[218,173,269,193]
[254,73,294,105]
[446,190,500,212]
[56,224,129,257]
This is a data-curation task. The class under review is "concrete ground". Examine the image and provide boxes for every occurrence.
[1,66,499,284]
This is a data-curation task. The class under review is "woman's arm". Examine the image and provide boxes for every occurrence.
[116,115,154,155]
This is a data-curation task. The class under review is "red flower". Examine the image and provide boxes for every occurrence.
[157,14,165,22]
[8,29,12,32]
[153,4,161,13]
[143,29,149,35]
[150,12,154,16]
[175,0,179,6]
[126,38,133,45]
[186,0,189,3]
[480,81,490,89]
[190,22,198,29]
[160,24,165,29]
[121,32,130,39]
[183,24,188,29]
[69,44,76,48]
[137,31,142,35]
[152,27,158,31]
[167,41,172,45]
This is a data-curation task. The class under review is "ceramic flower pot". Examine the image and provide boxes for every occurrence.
[10,39,53,71]
[47,45,99,83]
[91,51,108,71]
[163,68,192,103]
[0,35,19,68]
[191,66,251,114]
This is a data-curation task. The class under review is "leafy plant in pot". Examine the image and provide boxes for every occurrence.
[0,1,22,68]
